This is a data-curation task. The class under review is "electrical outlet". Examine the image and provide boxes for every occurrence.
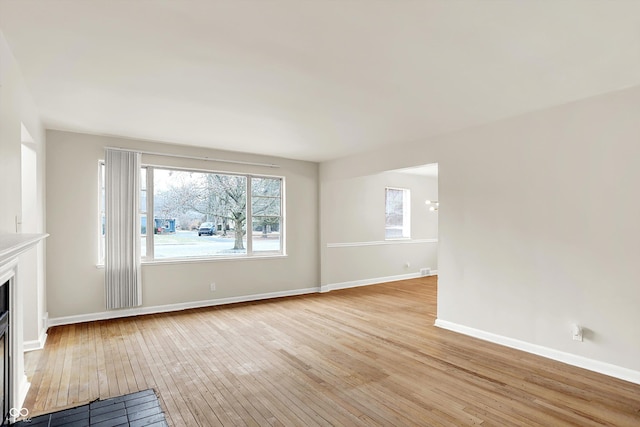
[420,268,430,277]
[572,324,583,342]
[210,282,216,292]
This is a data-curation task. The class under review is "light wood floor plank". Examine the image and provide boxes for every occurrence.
[23,277,640,426]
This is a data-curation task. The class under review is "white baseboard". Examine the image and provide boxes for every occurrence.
[48,286,320,327]
[24,329,48,352]
[321,271,436,293]
[435,319,640,386]
[49,273,439,326]
[16,375,29,416]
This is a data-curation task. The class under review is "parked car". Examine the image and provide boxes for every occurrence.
[198,222,215,236]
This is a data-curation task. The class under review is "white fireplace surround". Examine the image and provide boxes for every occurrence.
[0,233,48,420]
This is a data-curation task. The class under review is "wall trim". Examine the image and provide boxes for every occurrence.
[434,319,640,386]
[48,287,320,327]
[24,330,47,352]
[321,271,436,293]
[16,375,29,419]
[327,238,437,248]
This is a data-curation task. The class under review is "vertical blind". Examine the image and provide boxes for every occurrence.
[105,149,142,309]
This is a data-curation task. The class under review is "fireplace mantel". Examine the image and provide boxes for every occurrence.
[0,234,48,266]
[0,233,48,420]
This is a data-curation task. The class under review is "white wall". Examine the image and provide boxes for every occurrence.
[320,85,640,381]
[0,30,47,348]
[46,130,319,320]
[321,171,438,287]
[0,31,45,234]
[0,29,47,408]
[20,137,47,350]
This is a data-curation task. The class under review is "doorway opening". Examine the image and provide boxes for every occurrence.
[389,162,439,278]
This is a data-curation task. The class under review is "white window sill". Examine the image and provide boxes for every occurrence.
[96,253,287,269]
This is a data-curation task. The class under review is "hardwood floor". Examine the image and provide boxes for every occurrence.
[24,277,640,426]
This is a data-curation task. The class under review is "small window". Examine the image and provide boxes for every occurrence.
[385,187,410,239]
[140,167,148,258]
[99,162,105,263]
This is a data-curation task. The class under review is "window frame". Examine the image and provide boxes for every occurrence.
[98,161,105,264]
[98,161,286,265]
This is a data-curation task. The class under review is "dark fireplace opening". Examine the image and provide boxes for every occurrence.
[0,280,8,426]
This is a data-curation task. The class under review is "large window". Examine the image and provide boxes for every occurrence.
[385,187,410,239]
[99,163,284,263]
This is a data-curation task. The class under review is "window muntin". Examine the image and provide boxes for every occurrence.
[99,162,284,263]
[385,187,410,239]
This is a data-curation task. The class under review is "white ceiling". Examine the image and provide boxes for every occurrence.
[2,1,640,162]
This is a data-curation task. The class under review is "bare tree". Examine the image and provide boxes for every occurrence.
[251,177,281,239]
[209,174,246,249]
[154,171,280,251]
